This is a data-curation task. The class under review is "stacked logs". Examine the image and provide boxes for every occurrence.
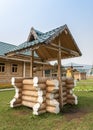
[66,78,78,105]
[46,79,60,114]
[62,77,67,106]
[10,77,23,107]
[22,77,48,115]
[10,77,78,115]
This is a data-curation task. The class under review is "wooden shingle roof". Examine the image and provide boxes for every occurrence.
[6,24,82,61]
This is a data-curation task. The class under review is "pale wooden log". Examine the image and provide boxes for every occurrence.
[46,93,54,99]
[46,79,59,87]
[46,106,60,114]
[23,84,36,91]
[54,93,59,99]
[66,84,74,89]
[46,86,59,93]
[11,77,24,85]
[46,99,59,107]
[22,100,36,108]
[33,103,46,111]
[33,77,48,86]
[22,95,38,102]
[33,109,46,115]
[23,79,33,85]
[33,83,46,90]
[14,93,22,99]
[22,90,46,96]
[22,95,46,103]
[10,98,21,108]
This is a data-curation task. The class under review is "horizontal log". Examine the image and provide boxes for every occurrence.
[46,79,59,88]
[22,95,46,103]
[33,109,46,115]
[10,98,22,107]
[46,99,59,107]
[13,83,23,88]
[22,95,38,102]
[66,89,73,94]
[14,93,22,99]
[23,85,36,91]
[22,100,36,108]
[46,106,60,114]
[66,78,74,84]
[33,103,46,111]
[67,99,76,104]
[22,90,46,96]
[66,84,74,89]
[34,84,46,90]
[67,94,75,99]
[23,79,33,85]
[46,87,59,93]
[11,103,22,108]
[46,93,59,99]
[33,77,48,86]
[11,77,24,85]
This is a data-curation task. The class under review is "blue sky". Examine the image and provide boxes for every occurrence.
[0,0,93,65]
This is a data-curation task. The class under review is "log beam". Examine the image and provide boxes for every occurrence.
[57,40,63,109]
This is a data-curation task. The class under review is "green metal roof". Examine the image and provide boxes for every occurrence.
[6,24,67,53]
[0,42,16,56]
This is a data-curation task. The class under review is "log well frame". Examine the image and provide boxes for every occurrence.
[7,25,82,113]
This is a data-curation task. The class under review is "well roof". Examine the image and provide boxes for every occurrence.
[6,24,82,61]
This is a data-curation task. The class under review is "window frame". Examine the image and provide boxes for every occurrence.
[0,63,5,73]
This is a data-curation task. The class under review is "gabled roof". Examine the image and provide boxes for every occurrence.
[0,42,16,56]
[6,24,82,61]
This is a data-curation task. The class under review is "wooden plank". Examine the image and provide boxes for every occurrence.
[57,40,63,109]
[30,50,34,77]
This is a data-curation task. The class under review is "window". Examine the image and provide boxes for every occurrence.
[0,63,5,72]
[12,64,18,73]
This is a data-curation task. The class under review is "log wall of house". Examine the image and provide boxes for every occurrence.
[0,59,23,84]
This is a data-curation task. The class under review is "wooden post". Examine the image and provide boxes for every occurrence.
[23,61,26,77]
[57,40,63,109]
[30,50,34,78]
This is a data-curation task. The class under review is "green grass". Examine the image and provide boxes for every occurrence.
[0,90,93,130]
[74,79,93,91]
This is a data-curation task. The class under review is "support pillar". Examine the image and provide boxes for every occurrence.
[30,50,34,78]
[23,62,26,77]
[57,40,63,109]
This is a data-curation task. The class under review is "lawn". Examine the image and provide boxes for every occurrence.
[74,79,93,91]
[0,90,93,130]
